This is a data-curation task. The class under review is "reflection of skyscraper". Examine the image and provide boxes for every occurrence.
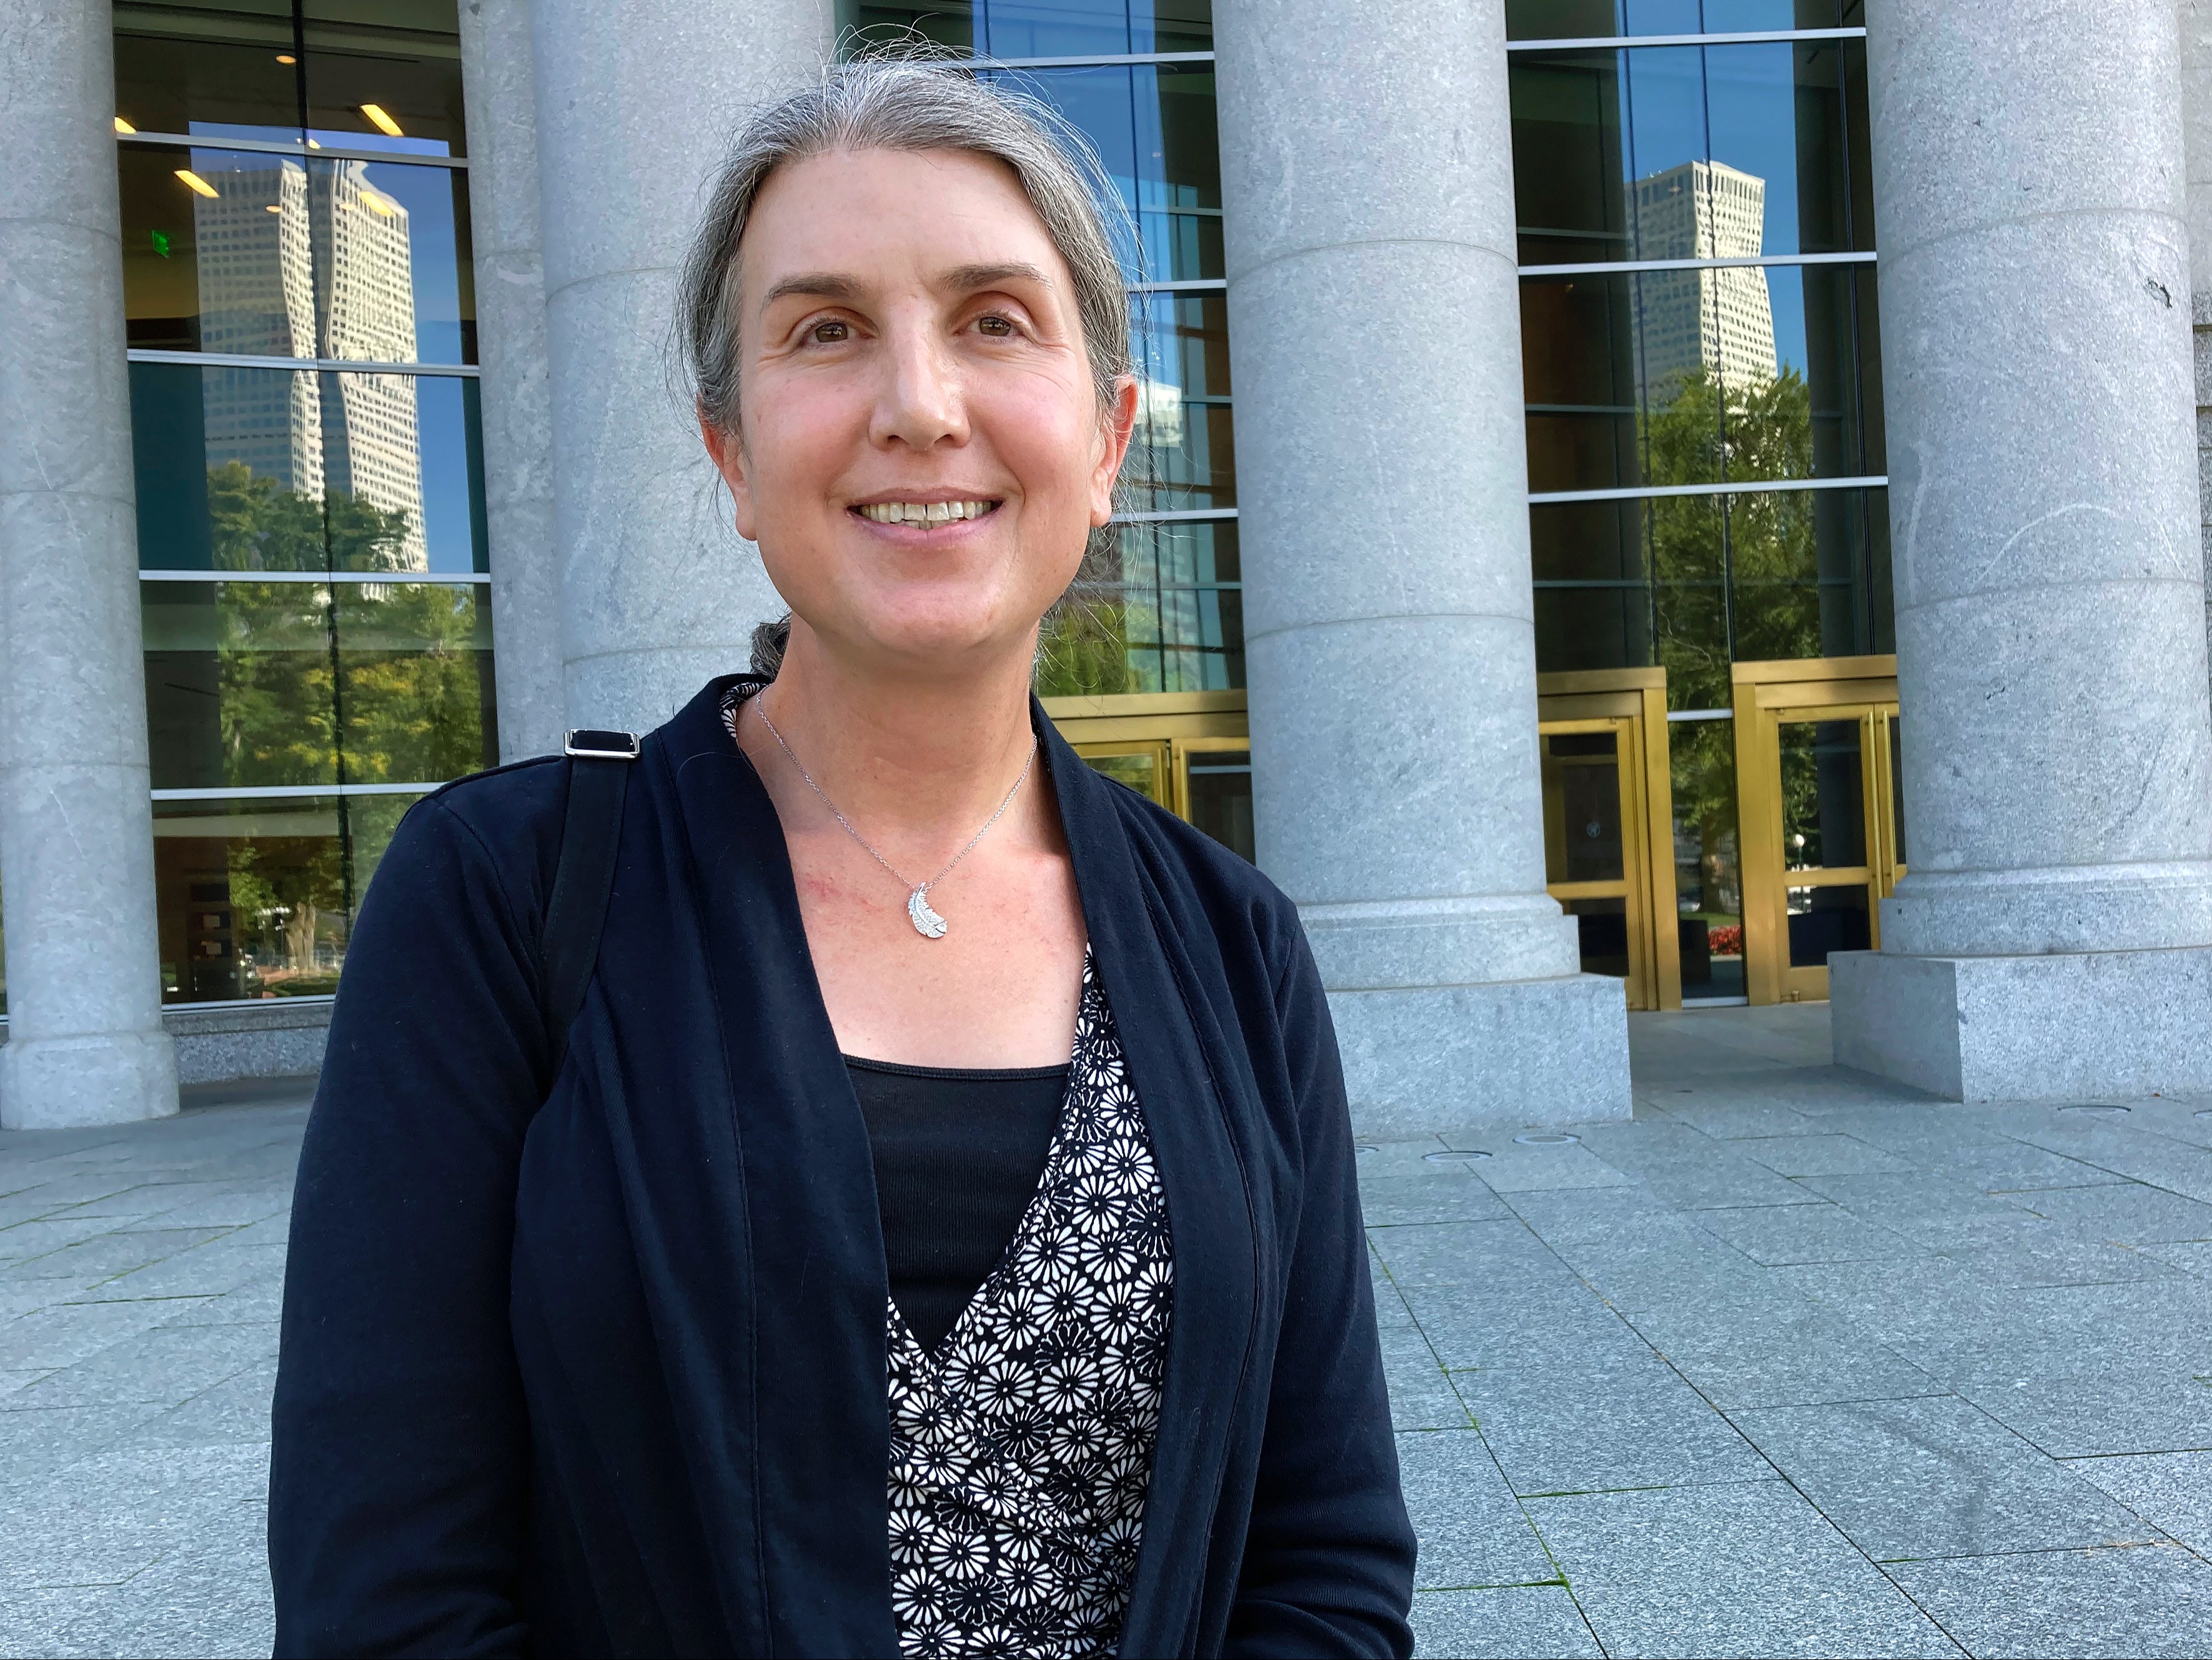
[192,159,426,569]
[1632,159,1779,400]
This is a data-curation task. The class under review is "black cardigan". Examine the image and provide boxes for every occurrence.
[269,675,1416,1658]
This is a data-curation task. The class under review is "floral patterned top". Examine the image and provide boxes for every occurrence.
[883,955,1174,1659]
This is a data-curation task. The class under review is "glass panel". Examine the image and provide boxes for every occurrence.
[840,2,978,54]
[1000,64,1221,281]
[1542,731,1625,883]
[1509,40,1868,264]
[330,583,497,784]
[142,579,493,792]
[118,149,474,364]
[1040,519,1241,695]
[1532,498,1655,676]
[1786,882,1870,967]
[113,4,302,145]
[154,791,422,1004]
[1727,486,1885,663]
[1184,748,1252,862]
[986,0,1135,54]
[310,157,475,364]
[302,1,467,158]
[1565,895,1630,978]
[1506,1,1845,41]
[1779,717,1865,869]
[120,146,315,357]
[1651,493,1730,710]
[1081,750,1162,802]
[1887,711,1905,867]
[144,580,340,790]
[130,364,487,575]
[1670,714,1743,998]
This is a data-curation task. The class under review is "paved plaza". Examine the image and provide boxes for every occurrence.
[2,1009,2211,1657]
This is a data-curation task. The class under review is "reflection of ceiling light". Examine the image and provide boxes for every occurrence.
[175,169,219,198]
[113,116,136,134]
[265,203,282,214]
[358,189,396,216]
[306,138,320,149]
[360,103,404,137]
[275,52,296,64]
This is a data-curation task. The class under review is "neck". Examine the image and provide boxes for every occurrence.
[749,621,1044,847]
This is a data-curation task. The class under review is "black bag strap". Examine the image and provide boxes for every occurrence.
[540,729,639,1074]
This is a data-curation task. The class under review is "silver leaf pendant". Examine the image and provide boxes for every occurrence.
[907,887,948,940]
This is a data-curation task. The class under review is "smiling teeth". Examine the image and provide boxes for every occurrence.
[860,500,994,526]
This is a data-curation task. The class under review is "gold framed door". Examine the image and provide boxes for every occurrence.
[1045,691,1254,862]
[1733,657,1905,1004]
[1537,668,1680,1011]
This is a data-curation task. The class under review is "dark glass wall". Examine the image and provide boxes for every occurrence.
[116,1,489,1005]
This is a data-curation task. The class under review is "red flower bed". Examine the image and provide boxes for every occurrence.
[1706,923,1743,957]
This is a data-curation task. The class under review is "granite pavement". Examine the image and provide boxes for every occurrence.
[2,1006,2210,1657]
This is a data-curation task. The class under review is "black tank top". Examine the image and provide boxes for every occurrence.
[844,1056,1069,1351]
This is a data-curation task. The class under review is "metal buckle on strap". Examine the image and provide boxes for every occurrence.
[564,729,642,761]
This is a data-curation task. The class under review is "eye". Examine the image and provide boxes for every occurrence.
[806,319,850,345]
[975,314,1016,338]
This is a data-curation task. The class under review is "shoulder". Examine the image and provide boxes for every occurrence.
[370,755,572,926]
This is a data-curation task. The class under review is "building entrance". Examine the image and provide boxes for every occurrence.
[1732,657,1905,1005]
[1041,690,1255,863]
[1537,668,1680,1011]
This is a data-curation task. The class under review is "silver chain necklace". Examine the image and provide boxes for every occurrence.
[746,689,1038,940]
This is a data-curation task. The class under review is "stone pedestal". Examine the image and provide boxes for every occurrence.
[459,0,564,762]
[0,0,177,1128]
[530,0,831,735]
[1835,0,2212,1098]
[1214,0,1629,1133]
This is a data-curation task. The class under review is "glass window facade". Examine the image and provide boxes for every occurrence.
[1512,2,1884,1001]
[116,1,488,1005]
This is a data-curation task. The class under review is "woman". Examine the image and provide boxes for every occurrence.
[270,61,1414,1659]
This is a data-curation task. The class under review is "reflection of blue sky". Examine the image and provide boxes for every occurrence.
[1618,1,1833,30]
[413,377,480,574]
[356,161,466,363]
[985,63,1216,282]
[1619,43,1811,373]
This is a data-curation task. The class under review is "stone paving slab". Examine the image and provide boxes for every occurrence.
[4,1010,2212,1656]
[1524,1480,1965,1658]
[1410,1583,1602,1659]
[1886,1544,2212,1659]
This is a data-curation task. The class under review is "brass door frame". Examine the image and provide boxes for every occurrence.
[1732,657,1903,1005]
[1043,690,1249,821]
[1536,667,1680,1011]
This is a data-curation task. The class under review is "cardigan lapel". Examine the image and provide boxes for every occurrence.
[653,677,901,1657]
[1036,705,1262,1655]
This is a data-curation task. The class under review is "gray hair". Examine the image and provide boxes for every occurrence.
[679,59,1134,437]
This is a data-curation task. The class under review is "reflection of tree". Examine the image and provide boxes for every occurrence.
[1642,367,1819,918]
[1036,590,1133,697]
[201,463,488,787]
[189,464,490,989]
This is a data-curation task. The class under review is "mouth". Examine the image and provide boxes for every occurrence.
[850,498,1003,529]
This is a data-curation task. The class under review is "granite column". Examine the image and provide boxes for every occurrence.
[0,0,177,1126]
[459,0,564,761]
[1212,0,1629,1132]
[1831,0,2212,1100]
[529,0,833,734]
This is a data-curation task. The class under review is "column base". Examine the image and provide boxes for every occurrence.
[1329,973,1630,1138]
[0,1030,178,1130]
[1830,947,2212,1102]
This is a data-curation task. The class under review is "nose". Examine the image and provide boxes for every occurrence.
[870,307,968,454]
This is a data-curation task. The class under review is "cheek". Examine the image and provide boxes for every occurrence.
[978,377,1100,509]
[741,376,863,514]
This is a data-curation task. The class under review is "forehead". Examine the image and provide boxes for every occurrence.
[738,147,1073,302]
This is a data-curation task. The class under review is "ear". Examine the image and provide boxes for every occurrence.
[1088,373,1140,527]
[698,407,759,542]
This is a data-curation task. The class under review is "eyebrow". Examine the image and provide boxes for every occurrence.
[757,271,862,310]
[943,262,1054,293]
[756,262,1055,313]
